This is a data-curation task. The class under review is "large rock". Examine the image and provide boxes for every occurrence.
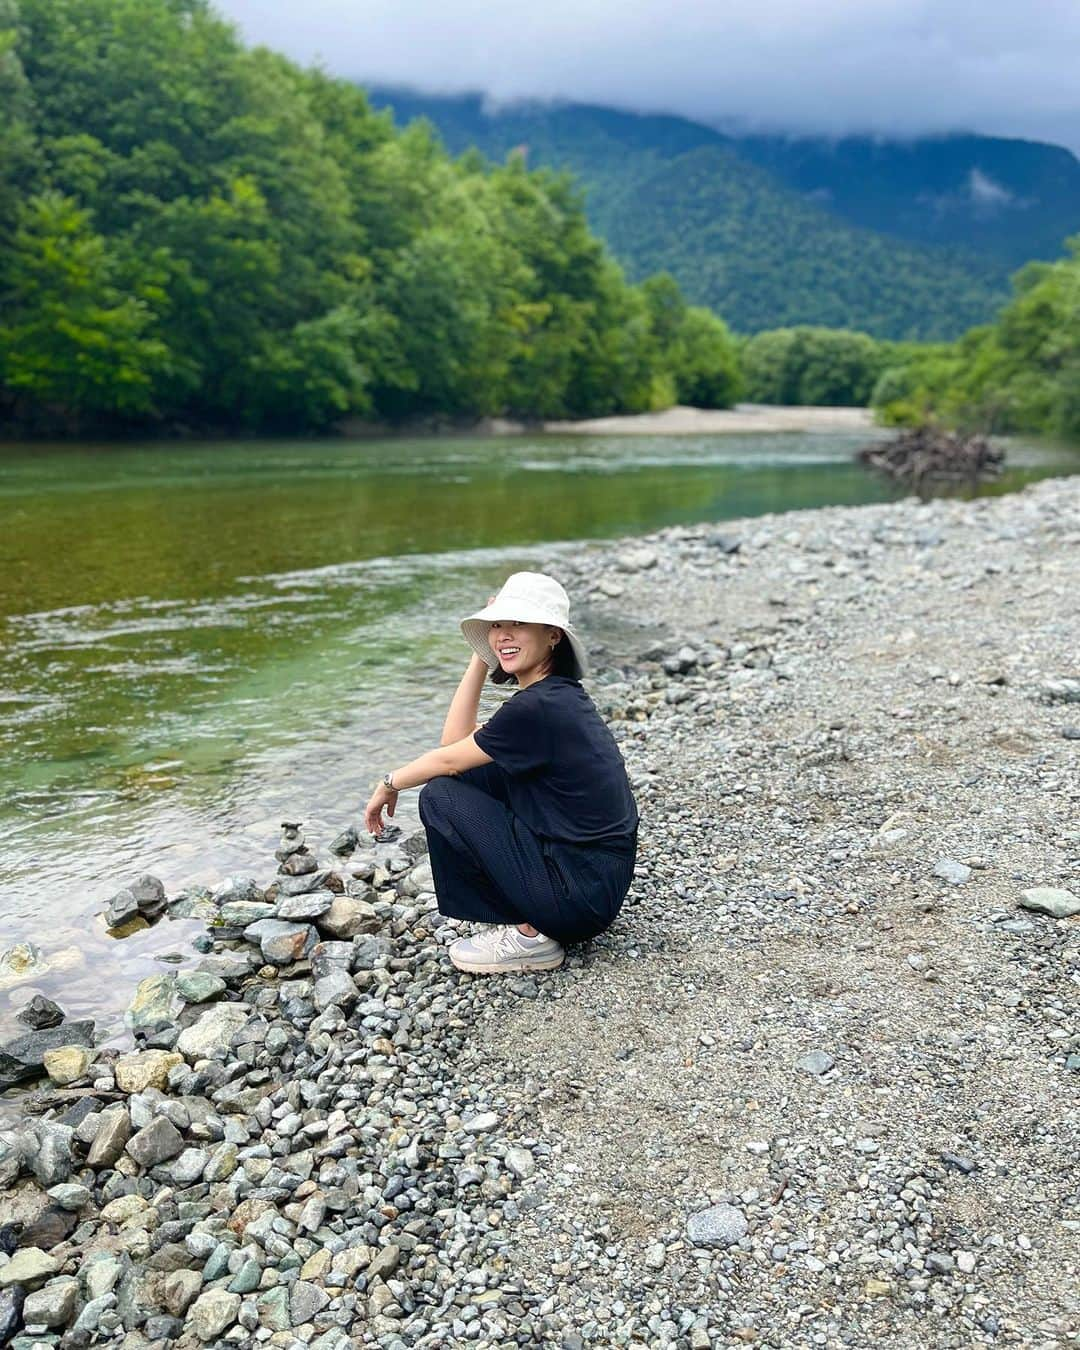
[104,887,141,928]
[175,972,226,1004]
[106,875,166,927]
[318,896,379,939]
[186,1287,240,1341]
[686,1204,748,1249]
[0,1288,24,1342]
[0,942,50,986]
[313,968,358,1011]
[351,934,392,970]
[218,900,276,926]
[243,918,317,966]
[42,1045,93,1086]
[211,875,264,906]
[86,1107,132,1168]
[276,890,334,921]
[166,885,216,920]
[289,1280,330,1325]
[329,826,359,856]
[277,868,338,898]
[115,1049,184,1093]
[310,941,354,978]
[15,995,64,1030]
[1019,886,1080,919]
[279,850,318,877]
[163,1269,203,1318]
[175,1003,251,1062]
[0,1020,95,1090]
[23,1277,79,1328]
[127,1116,184,1168]
[130,874,167,913]
[398,859,434,898]
[125,974,180,1033]
[159,1147,210,1185]
[0,1248,60,1288]
[22,1120,75,1187]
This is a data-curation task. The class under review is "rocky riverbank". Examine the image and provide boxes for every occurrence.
[1,475,1078,1349]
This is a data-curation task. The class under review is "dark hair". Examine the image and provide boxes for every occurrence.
[491,629,577,685]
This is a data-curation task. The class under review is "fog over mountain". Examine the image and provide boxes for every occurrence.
[217,0,1080,152]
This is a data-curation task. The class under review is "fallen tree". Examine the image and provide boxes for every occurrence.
[857,426,1005,494]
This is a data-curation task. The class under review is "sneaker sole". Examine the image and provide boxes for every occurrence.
[449,952,565,975]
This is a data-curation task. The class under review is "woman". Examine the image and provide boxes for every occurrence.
[363,572,638,974]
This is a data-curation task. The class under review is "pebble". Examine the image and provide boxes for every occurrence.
[686,1204,748,1248]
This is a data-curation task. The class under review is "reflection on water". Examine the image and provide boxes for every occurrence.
[0,428,1076,1043]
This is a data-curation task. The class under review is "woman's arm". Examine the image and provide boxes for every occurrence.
[440,652,490,745]
[363,733,492,835]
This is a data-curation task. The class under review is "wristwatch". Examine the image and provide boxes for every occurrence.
[382,772,397,792]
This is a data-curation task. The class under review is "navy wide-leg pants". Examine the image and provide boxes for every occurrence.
[418,764,635,946]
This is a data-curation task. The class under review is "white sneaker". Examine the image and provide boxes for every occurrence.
[449,925,565,974]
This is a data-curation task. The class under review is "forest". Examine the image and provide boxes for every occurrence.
[737,240,1080,443]
[370,90,1033,342]
[0,0,741,435]
[868,242,1080,439]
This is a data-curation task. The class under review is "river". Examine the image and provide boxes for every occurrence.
[1,428,1076,1045]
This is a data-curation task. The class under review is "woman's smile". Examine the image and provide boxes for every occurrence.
[489,619,558,685]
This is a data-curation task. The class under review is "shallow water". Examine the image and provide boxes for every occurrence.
[1,428,1076,1048]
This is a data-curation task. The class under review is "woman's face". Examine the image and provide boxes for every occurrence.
[489,619,561,684]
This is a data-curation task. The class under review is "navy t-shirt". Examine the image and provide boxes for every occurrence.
[474,676,638,850]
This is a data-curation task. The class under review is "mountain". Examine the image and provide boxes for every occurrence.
[732,133,1080,267]
[366,89,1080,339]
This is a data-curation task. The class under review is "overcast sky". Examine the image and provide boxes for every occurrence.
[216,0,1080,152]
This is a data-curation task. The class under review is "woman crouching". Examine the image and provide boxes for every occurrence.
[363,572,638,974]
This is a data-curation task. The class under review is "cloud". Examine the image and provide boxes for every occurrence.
[968,169,1014,207]
[216,0,1080,151]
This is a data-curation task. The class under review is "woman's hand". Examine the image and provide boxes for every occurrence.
[364,782,398,836]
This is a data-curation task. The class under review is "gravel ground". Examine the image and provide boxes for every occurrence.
[1,475,1077,1350]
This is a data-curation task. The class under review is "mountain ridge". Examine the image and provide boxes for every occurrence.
[366,87,1080,339]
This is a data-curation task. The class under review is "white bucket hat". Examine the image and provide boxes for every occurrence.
[460,572,587,679]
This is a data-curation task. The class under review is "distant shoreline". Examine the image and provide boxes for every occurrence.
[335,403,878,440]
[0,403,878,447]
[541,402,876,436]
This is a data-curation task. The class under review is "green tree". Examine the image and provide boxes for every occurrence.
[0,192,172,428]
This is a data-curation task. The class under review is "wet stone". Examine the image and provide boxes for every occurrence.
[15,996,64,1030]
[279,849,318,877]
[244,918,318,965]
[0,1020,95,1091]
[125,973,180,1033]
[218,900,276,926]
[329,826,360,856]
[212,875,265,905]
[175,972,226,1003]
[127,1115,184,1167]
[277,889,335,921]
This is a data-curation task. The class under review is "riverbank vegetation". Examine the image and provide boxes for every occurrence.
[742,238,1080,445]
[0,0,742,436]
[869,241,1080,439]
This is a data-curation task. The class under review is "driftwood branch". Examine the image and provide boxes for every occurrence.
[858,427,1004,494]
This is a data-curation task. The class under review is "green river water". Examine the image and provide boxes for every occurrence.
[1,428,1076,1051]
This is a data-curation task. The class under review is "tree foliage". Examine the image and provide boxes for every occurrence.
[870,240,1080,439]
[0,0,743,434]
[740,327,892,407]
